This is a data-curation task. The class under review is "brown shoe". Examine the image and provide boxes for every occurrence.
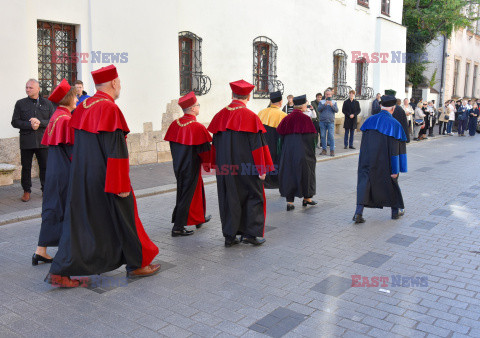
[330,151,335,157]
[127,263,161,278]
[21,192,30,202]
[44,273,80,288]
[321,149,327,155]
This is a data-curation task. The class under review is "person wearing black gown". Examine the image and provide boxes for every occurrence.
[353,95,408,224]
[468,103,479,136]
[277,95,317,211]
[33,79,76,265]
[46,65,159,287]
[257,91,287,189]
[393,99,410,143]
[207,80,274,247]
[164,91,212,237]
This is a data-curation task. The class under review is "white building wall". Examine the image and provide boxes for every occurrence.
[0,0,406,138]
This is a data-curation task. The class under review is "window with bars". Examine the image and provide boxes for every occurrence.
[453,59,460,97]
[381,0,390,15]
[332,49,351,100]
[37,21,77,97]
[465,62,471,97]
[354,57,373,99]
[358,0,369,8]
[252,36,284,99]
[178,31,211,96]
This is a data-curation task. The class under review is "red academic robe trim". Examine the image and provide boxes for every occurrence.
[70,91,130,134]
[131,190,159,267]
[207,100,266,134]
[252,145,275,175]
[164,114,212,145]
[105,158,131,194]
[41,107,74,146]
[187,171,206,225]
[199,149,212,172]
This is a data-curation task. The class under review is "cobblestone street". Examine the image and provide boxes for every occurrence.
[1,135,480,337]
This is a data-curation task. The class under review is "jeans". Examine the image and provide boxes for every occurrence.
[458,119,467,135]
[20,148,48,193]
[446,120,453,134]
[438,121,447,134]
[344,128,354,147]
[319,121,335,151]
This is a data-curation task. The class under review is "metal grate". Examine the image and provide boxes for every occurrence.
[178,31,211,96]
[354,57,373,100]
[37,21,77,97]
[381,0,390,15]
[252,36,284,99]
[332,49,352,100]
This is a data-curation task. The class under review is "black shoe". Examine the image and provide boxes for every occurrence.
[32,253,53,266]
[392,214,400,220]
[344,146,347,149]
[242,237,266,245]
[196,215,212,229]
[287,204,295,211]
[302,200,318,207]
[225,237,240,247]
[349,146,356,149]
[353,214,366,224]
[171,229,194,237]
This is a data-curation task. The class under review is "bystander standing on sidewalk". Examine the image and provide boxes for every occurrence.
[342,90,360,149]
[311,93,322,148]
[11,79,55,202]
[318,89,338,156]
[447,103,455,135]
[371,93,381,115]
[414,101,426,141]
[437,101,449,135]
[457,100,468,136]
[282,95,294,114]
[468,102,479,136]
[402,98,414,137]
[74,80,90,106]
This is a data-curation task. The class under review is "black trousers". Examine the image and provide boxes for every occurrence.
[438,121,447,134]
[21,148,48,193]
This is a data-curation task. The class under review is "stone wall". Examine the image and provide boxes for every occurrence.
[0,136,39,180]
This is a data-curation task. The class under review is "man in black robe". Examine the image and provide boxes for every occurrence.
[257,91,287,189]
[277,95,317,211]
[393,99,410,143]
[207,80,274,247]
[354,95,408,224]
[47,65,160,287]
[164,91,212,237]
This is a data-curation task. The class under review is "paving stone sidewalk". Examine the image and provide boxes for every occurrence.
[1,133,479,337]
[0,133,364,224]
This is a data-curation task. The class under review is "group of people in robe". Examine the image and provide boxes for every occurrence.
[33,64,408,287]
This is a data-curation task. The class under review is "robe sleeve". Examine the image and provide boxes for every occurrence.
[197,142,212,172]
[390,137,408,175]
[101,130,131,194]
[249,132,274,176]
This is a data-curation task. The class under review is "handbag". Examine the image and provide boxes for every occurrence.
[414,119,424,126]
[444,114,449,120]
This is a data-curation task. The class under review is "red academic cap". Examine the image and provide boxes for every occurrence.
[230,80,255,96]
[91,65,118,85]
[48,78,71,104]
[178,91,197,109]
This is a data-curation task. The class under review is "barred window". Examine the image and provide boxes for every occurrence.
[473,65,478,97]
[252,36,284,99]
[37,21,77,97]
[355,57,373,100]
[465,62,471,97]
[332,49,351,100]
[178,31,211,96]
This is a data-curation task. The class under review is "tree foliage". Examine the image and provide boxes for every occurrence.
[403,0,480,87]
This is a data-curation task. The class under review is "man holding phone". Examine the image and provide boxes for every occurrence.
[318,89,338,156]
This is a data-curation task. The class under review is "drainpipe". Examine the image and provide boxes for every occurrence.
[439,34,447,107]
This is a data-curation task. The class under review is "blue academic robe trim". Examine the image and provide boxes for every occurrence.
[399,153,407,173]
[361,111,407,142]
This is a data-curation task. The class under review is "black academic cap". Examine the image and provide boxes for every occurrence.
[293,94,307,106]
[270,91,282,103]
[380,95,396,107]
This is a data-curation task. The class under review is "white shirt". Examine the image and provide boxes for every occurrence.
[304,108,316,119]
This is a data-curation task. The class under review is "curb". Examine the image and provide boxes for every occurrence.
[0,134,446,226]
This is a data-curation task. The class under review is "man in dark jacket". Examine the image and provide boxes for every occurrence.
[310,93,322,147]
[11,79,55,202]
[371,93,381,115]
[342,90,361,149]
